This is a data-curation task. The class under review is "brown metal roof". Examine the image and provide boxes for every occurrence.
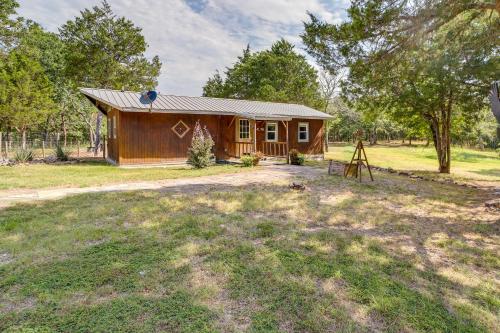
[80,88,332,120]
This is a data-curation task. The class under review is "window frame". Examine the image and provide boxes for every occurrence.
[113,115,117,139]
[298,122,309,143]
[236,118,251,142]
[265,122,278,142]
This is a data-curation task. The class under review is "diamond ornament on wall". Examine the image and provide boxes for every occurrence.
[171,120,190,138]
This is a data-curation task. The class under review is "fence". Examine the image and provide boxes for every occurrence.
[0,133,107,160]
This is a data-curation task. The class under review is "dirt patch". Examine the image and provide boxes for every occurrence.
[189,257,254,332]
[0,252,13,265]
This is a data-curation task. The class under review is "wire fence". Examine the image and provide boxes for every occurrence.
[0,133,106,160]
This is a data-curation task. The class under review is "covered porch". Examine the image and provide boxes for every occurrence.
[221,115,294,159]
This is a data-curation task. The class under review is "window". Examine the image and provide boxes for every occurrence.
[266,122,278,142]
[238,119,250,141]
[113,116,117,139]
[298,122,309,142]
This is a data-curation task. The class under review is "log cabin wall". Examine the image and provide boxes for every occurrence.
[112,110,324,165]
[117,111,226,165]
[288,119,324,155]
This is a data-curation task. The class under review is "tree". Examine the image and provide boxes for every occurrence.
[0,0,20,51]
[203,39,323,109]
[0,49,55,148]
[302,1,499,173]
[319,69,344,151]
[59,0,161,153]
[203,70,225,98]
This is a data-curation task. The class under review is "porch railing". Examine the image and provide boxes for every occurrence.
[227,141,289,158]
[228,141,255,157]
[261,141,288,157]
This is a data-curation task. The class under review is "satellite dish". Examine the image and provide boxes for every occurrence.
[139,90,157,105]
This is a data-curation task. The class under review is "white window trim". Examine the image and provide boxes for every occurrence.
[298,122,309,142]
[265,122,278,142]
[113,116,117,139]
[236,118,251,142]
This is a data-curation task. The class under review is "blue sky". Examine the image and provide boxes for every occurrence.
[18,0,349,96]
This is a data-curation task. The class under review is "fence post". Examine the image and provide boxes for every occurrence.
[77,140,80,159]
[42,141,45,159]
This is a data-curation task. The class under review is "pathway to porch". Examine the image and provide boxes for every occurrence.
[0,164,326,209]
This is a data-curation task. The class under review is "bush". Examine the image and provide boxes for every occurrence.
[240,155,254,167]
[14,149,34,163]
[187,120,215,168]
[240,151,264,167]
[289,149,305,165]
[55,145,71,161]
[252,151,264,166]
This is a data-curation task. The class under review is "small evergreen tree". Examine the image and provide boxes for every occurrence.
[187,121,214,168]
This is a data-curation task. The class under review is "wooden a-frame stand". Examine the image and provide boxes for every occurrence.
[344,140,374,182]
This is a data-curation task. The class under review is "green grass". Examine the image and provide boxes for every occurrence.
[1,169,498,332]
[325,143,500,183]
[0,161,247,190]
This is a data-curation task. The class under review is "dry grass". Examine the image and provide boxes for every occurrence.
[0,166,498,332]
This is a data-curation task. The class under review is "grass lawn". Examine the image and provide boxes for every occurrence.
[0,168,498,332]
[0,161,248,190]
[325,143,500,184]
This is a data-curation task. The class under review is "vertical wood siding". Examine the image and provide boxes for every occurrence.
[113,111,324,165]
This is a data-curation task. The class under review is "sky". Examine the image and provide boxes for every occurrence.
[17,0,349,96]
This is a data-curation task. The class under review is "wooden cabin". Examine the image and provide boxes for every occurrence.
[80,88,332,166]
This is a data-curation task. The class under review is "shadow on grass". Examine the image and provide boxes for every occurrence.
[470,168,500,178]
[0,176,497,332]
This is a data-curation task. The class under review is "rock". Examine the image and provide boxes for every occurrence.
[485,199,500,209]
[289,182,306,191]
[0,158,14,166]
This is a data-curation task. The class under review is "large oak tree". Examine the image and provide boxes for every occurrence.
[203,40,323,109]
[59,1,161,152]
[302,0,499,173]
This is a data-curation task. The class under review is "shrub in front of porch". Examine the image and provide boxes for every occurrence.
[241,151,264,167]
[241,155,254,167]
[187,121,214,168]
[289,149,305,165]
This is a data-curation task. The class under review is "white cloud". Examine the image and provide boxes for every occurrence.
[17,0,347,96]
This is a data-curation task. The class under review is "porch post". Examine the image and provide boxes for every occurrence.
[253,119,257,153]
[286,121,289,164]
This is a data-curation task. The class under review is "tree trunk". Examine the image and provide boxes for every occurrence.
[61,114,67,147]
[409,137,412,146]
[89,125,94,147]
[22,130,27,150]
[429,107,452,173]
[94,112,103,156]
[368,127,377,145]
